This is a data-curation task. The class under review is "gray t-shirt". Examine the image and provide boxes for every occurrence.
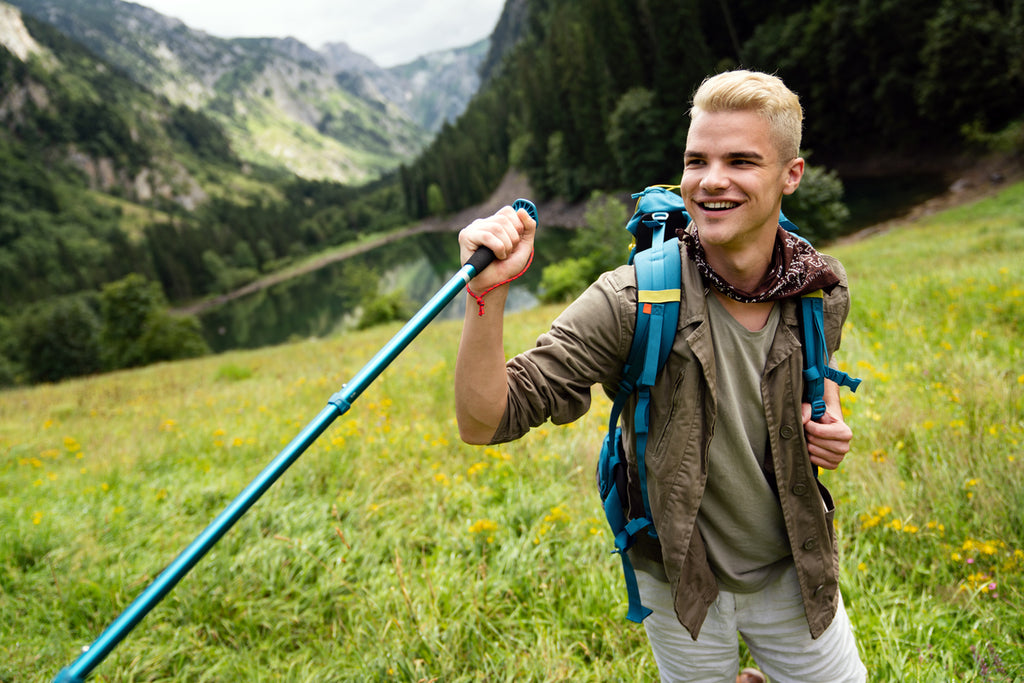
[697,292,792,593]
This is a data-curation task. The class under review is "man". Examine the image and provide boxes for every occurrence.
[454,70,866,683]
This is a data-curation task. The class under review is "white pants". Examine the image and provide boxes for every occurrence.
[636,567,867,683]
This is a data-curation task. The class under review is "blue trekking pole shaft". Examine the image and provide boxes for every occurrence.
[54,199,537,683]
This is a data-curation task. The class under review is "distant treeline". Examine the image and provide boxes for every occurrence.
[401,0,1024,215]
[140,179,406,303]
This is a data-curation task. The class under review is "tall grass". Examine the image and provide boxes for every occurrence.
[2,182,1022,681]
[828,182,1024,681]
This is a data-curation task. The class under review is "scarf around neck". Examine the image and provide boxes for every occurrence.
[678,223,840,303]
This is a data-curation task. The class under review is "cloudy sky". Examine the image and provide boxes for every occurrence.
[133,0,506,67]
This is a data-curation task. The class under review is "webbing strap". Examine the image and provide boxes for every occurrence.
[634,388,655,526]
[598,427,653,623]
[632,237,681,534]
[617,542,654,623]
[799,293,829,421]
[799,292,862,421]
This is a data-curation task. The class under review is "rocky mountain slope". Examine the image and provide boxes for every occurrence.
[8,0,487,183]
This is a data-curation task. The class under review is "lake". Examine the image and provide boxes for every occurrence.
[197,226,578,352]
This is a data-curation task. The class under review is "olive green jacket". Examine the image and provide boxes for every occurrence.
[491,241,851,639]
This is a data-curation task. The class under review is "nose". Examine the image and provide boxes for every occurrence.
[700,161,729,192]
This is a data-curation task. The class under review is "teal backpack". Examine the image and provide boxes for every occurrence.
[596,186,862,623]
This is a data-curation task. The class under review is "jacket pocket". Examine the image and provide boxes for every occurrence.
[645,362,692,470]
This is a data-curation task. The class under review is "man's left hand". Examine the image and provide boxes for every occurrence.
[802,403,852,470]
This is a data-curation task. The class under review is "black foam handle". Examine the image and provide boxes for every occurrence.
[465,245,496,274]
[463,199,538,276]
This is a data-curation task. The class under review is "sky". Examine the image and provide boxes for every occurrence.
[133,0,506,67]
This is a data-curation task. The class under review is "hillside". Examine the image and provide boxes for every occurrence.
[7,0,487,183]
[1,180,1021,679]
[0,2,232,205]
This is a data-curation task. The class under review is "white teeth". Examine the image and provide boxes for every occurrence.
[703,201,738,210]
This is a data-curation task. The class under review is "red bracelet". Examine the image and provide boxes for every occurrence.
[466,249,535,316]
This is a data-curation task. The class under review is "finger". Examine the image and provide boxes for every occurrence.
[810,424,853,450]
[491,208,531,254]
[516,206,538,235]
[807,433,850,469]
[809,453,842,470]
[464,216,517,259]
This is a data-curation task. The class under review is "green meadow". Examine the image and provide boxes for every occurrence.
[2,182,1023,681]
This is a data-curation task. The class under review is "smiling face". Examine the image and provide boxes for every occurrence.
[681,109,804,260]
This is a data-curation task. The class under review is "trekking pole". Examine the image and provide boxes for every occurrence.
[53,199,538,683]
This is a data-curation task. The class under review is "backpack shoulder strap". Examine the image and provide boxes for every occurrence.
[799,290,862,422]
[631,237,681,522]
[597,235,681,623]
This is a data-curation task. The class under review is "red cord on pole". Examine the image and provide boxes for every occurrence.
[466,249,534,316]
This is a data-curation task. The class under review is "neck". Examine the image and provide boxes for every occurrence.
[703,243,773,293]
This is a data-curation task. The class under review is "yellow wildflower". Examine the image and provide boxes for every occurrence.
[544,505,570,524]
[469,519,498,534]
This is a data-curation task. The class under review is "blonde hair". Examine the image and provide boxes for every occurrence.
[690,70,803,160]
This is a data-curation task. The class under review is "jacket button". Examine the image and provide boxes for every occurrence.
[780,425,796,439]
[792,483,808,496]
[814,584,825,596]
[803,538,817,551]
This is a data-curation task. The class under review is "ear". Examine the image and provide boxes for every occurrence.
[781,157,805,196]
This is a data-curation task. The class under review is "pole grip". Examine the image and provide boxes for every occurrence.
[464,245,496,274]
[461,199,538,277]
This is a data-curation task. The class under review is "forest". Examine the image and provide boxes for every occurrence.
[1,0,1022,385]
[401,0,1023,216]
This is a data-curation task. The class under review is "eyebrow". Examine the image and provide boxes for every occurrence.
[684,150,767,161]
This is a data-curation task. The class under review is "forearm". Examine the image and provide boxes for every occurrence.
[453,203,537,444]
[454,286,511,444]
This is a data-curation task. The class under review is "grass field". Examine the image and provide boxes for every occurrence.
[2,181,1022,681]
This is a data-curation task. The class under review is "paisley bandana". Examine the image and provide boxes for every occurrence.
[678,224,840,303]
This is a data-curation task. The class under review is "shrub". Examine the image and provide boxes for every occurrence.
[134,312,211,365]
[539,192,630,303]
[358,290,412,329]
[782,161,850,244]
[14,294,103,383]
[99,273,209,370]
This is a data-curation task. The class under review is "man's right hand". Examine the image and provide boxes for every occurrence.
[458,204,537,293]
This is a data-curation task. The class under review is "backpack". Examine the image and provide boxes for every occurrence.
[596,185,862,623]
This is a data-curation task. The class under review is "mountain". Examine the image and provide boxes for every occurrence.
[381,40,490,134]
[0,1,235,208]
[7,0,487,183]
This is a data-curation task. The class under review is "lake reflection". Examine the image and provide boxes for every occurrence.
[198,227,576,352]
